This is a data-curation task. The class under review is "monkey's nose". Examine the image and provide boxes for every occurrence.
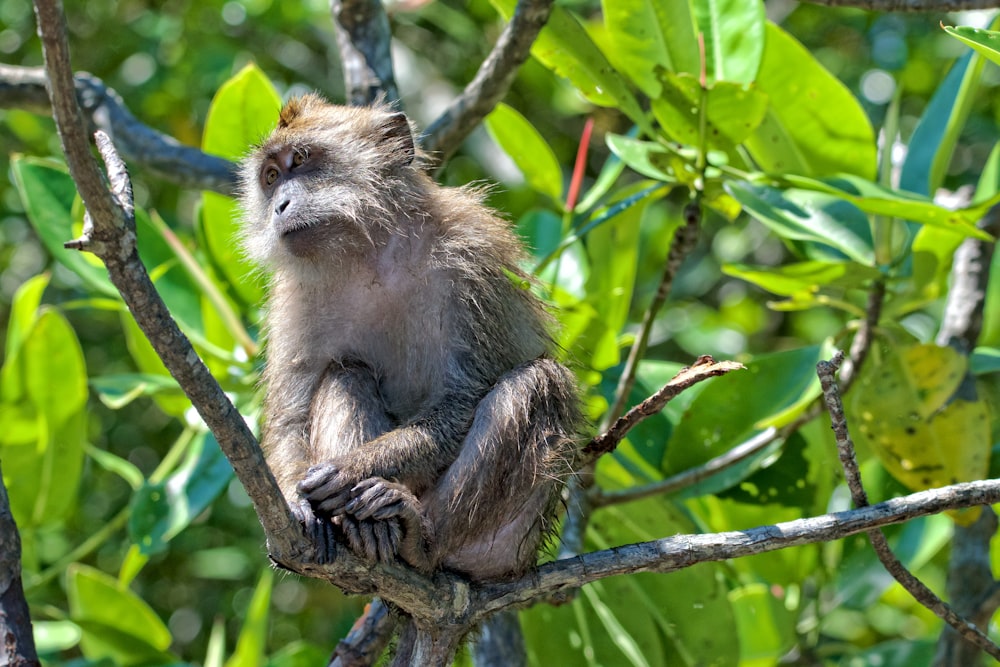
[275,199,291,215]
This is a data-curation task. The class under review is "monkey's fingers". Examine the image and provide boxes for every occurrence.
[297,462,343,493]
[291,499,337,564]
[313,488,356,516]
[372,519,400,564]
[345,479,407,520]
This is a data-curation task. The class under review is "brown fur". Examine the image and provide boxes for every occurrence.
[239,94,579,581]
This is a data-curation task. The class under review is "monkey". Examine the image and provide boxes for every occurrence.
[238,94,580,582]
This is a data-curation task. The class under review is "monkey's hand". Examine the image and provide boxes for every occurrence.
[297,461,360,517]
[345,478,432,573]
[290,498,338,564]
[337,514,403,565]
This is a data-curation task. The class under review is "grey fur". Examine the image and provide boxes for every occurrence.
[239,94,579,580]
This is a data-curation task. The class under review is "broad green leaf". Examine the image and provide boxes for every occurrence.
[729,584,796,662]
[25,310,88,426]
[900,51,984,196]
[1,273,50,402]
[665,346,823,477]
[67,563,174,665]
[491,0,649,132]
[11,157,117,296]
[693,0,765,84]
[225,569,274,667]
[601,0,699,96]
[33,620,83,653]
[129,431,234,554]
[726,181,874,264]
[723,260,881,297]
[779,173,994,241]
[651,74,768,151]
[943,25,1000,68]
[745,23,876,179]
[485,103,563,203]
[201,63,280,306]
[120,313,189,417]
[848,338,991,525]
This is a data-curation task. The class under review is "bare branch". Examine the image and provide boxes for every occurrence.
[798,0,1000,10]
[329,599,394,667]
[0,462,40,667]
[838,278,885,389]
[583,356,744,464]
[331,0,399,107]
[31,0,297,558]
[422,0,554,165]
[0,64,238,195]
[817,352,1000,661]
[479,478,1000,618]
[604,201,702,428]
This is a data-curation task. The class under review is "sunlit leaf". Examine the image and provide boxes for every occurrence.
[67,563,174,665]
[651,73,768,151]
[693,0,765,84]
[225,569,273,667]
[745,23,876,179]
[729,584,796,662]
[723,260,881,297]
[943,25,1000,68]
[485,103,563,203]
[848,338,991,525]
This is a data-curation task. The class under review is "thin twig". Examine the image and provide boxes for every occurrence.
[604,201,702,429]
[838,278,885,389]
[593,427,777,507]
[817,352,1000,661]
[583,356,744,464]
[422,0,555,165]
[0,64,237,195]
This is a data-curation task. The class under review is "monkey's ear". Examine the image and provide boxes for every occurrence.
[382,111,416,166]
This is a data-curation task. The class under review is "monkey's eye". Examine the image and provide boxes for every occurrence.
[263,166,280,187]
[292,150,307,167]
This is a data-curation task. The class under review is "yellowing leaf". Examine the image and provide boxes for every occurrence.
[848,339,991,524]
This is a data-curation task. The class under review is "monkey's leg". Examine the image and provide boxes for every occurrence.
[297,359,396,563]
[422,357,579,580]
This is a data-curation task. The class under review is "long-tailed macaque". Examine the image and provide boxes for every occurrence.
[239,95,579,581]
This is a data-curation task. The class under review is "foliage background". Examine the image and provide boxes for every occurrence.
[2,0,1000,664]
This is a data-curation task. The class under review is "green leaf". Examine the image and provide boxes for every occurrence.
[11,157,117,296]
[120,313,189,417]
[485,103,563,203]
[1,273,50,402]
[972,347,1000,374]
[601,0,699,96]
[33,620,83,654]
[225,569,273,667]
[847,338,991,525]
[778,173,994,241]
[745,23,876,179]
[900,50,984,196]
[605,134,677,182]
[693,0,765,84]
[129,431,234,555]
[67,563,174,666]
[490,0,649,132]
[729,584,796,662]
[726,181,874,263]
[943,25,1000,68]
[25,310,88,425]
[201,63,280,306]
[651,73,768,151]
[86,444,144,491]
[723,260,881,297]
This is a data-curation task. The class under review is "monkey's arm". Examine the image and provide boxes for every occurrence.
[298,384,483,516]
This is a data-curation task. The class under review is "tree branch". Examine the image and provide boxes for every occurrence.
[330,0,399,107]
[479,478,1000,618]
[421,0,554,165]
[0,64,237,195]
[817,351,1000,661]
[0,462,40,667]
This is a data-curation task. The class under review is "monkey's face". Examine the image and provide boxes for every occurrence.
[238,94,418,268]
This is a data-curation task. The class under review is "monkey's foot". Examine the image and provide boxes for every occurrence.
[338,515,402,564]
[345,478,432,572]
[291,499,337,564]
